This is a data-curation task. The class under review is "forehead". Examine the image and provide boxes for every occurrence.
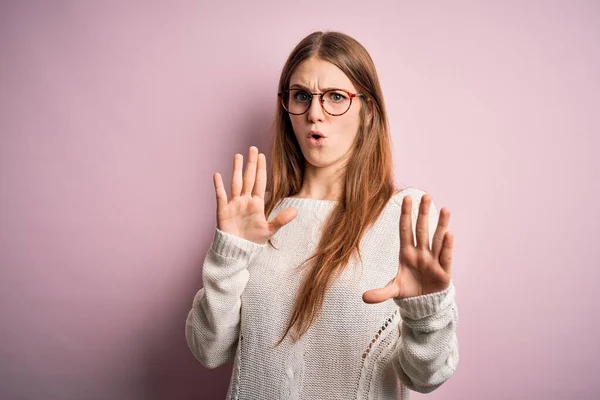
[289,57,356,91]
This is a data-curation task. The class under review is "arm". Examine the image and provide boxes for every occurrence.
[185,228,266,369]
[391,282,459,393]
[391,193,459,392]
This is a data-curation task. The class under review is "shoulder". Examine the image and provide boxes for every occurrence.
[388,187,440,223]
[390,187,430,208]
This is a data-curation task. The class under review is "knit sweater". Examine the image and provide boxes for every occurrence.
[185,187,459,399]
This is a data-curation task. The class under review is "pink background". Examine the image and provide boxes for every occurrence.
[1,1,599,399]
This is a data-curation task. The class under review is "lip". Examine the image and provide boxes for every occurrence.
[307,130,327,139]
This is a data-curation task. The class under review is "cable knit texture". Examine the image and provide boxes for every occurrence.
[185,187,459,399]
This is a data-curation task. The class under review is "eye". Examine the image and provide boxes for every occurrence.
[293,90,311,102]
[326,91,348,102]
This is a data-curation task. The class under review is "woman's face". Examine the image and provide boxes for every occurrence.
[287,57,363,169]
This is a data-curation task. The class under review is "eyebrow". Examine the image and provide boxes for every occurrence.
[289,83,343,91]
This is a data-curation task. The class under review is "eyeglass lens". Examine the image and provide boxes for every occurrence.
[282,89,352,115]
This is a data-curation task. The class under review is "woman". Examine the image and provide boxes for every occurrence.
[185,30,458,399]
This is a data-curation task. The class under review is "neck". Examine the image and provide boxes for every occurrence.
[296,159,347,200]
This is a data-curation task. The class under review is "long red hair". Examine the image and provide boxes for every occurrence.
[265,31,400,345]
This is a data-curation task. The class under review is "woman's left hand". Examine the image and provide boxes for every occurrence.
[363,194,454,303]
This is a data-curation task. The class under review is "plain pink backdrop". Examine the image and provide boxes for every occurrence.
[1,1,599,399]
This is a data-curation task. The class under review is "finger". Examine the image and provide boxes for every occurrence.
[362,279,399,304]
[231,153,243,198]
[268,207,297,236]
[432,208,450,259]
[242,146,258,195]
[415,194,431,250]
[253,153,266,198]
[399,195,415,250]
[439,231,454,273]
[213,172,228,211]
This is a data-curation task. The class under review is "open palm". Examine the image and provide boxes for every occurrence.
[362,194,454,302]
[213,146,297,245]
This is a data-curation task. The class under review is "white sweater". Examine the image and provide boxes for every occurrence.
[185,187,459,399]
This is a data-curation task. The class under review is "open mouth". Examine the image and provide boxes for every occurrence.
[307,130,326,146]
[308,134,326,146]
[307,130,326,139]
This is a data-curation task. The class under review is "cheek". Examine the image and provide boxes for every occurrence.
[290,118,304,142]
[289,114,306,129]
[338,111,361,140]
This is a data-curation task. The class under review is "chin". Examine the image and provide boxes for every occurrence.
[304,155,342,169]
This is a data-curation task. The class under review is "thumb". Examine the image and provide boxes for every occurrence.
[362,278,399,304]
[268,207,297,236]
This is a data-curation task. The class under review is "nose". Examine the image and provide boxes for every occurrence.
[307,94,325,123]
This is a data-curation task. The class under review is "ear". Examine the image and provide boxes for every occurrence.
[365,98,374,121]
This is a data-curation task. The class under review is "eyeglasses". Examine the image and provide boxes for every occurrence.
[278,88,364,116]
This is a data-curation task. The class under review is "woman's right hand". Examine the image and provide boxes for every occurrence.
[212,146,297,244]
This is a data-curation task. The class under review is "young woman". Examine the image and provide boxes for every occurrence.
[186,30,458,399]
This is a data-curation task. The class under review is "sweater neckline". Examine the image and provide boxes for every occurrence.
[278,196,339,213]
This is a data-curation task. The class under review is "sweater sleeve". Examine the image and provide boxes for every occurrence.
[391,282,459,393]
[185,228,266,369]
